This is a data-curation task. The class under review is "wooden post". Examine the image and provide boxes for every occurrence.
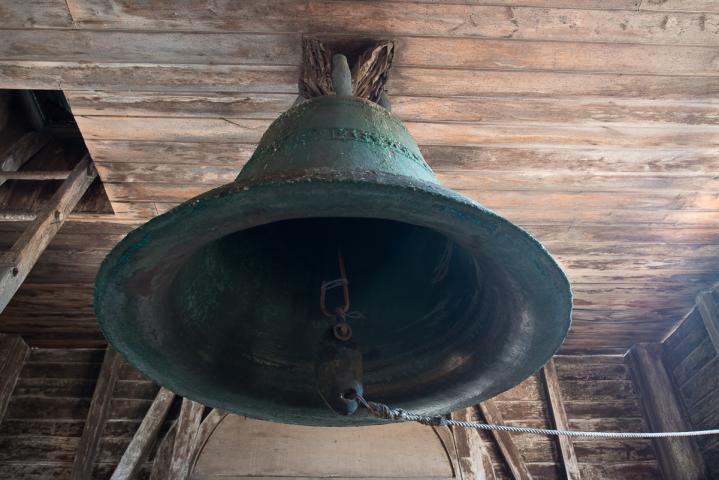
[187,409,228,475]
[168,398,204,480]
[0,153,96,313]
[150,422,177,480]
[478,400,532,480]
[626,343,708,479]
[697,291,719,357]
[0,334,29,425]
[0,131,51,186]
[0,170,71,180]
[451,407,495,480]
[111,387,176,480]
[71,347,122,480]
[542,359,581,480]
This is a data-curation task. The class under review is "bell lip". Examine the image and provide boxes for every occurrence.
[95,169,572,426]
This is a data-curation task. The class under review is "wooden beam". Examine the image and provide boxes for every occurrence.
[0,170,70,180]
[696,290,719,358]
[0,131,51,186]
[111,387,176,480]
[0,154,96,313]
[187,409,228,475]
[451,407,494,480]
[71,347,122,480]
[478,400,532,480]
[150,422,177,480]
[541,359,581,480]
[625,343,708,480]
[168,398,204,480]
[0,333,29,425]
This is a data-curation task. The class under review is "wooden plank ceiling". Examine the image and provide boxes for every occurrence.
[1,0,718,353]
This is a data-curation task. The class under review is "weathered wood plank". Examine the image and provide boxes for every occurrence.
[5,61,719,100]
[541,359,580,480]
[0,61,300,93]
[168,398,204,480]
[151,421,177,480]
[2,30,718,75]
[188,409,228,475]
[0,0,74,28]
[0,334,29,425]
[479,400,532,480]
[697,290,719,359]
[111,387,175,480]
[67,90,719,125]
[75,115,719,149]
[0,154,97,313]
[307,2,719,46]
[0,131,51,186]
[0,30,301,65]
[451,407,494,480]
[70,347,122,480]
[625,343,708,479]
[0,170,71,180]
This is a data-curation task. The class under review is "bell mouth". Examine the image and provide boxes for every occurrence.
[95,170,571,426]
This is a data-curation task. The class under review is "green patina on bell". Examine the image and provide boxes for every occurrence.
[95,56,571,426]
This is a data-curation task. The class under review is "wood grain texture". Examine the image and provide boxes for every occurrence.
[0,334,28,424]
[0,131,51,186]
[0,154,97,313]
[168,398,204,480]
[70,347,122,480]
[478,400,532,480]
[111,387,175,480]
[696,291,719,358]
[542,359,580,480]
[451,407,494,480]
[626,343,709,479]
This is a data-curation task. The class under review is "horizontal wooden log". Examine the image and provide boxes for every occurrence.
[74,115,719,149]
[9,1,719,45]
[307,2,719,46]
[2,29,718,75]
[66,91,719,125]
[0,131,51,186]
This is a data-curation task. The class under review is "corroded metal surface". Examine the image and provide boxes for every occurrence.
[94,95,572,426]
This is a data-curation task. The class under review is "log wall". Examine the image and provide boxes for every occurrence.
[662,288,719,477]
[0,348,172,479]
[0,350,660,479]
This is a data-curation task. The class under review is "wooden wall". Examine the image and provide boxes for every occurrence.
[0,348,169,479]
[0,350,660,479]
[662,288,719,477]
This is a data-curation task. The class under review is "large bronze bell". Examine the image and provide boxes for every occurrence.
[95,55,571,426]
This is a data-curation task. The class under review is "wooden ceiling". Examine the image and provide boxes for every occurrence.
[1,0,718,353]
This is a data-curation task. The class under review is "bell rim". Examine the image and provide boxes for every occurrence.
[95,169,572,426]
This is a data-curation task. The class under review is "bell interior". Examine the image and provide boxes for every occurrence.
[164,217,501,413]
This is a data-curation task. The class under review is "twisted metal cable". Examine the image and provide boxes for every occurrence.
[356,395,719,439]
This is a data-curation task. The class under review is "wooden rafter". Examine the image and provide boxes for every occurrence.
[478,400,532,480]
[541,359,581,480]
[71,347,122,480]
[0,333,29,425]
[0,153,97,313]
[451,407,495,480]
[151,422,177,480]
[626,343,708,479]
[696,290,719,358]
[168,398,204,480]
[111,387,176,480]
[0,131,50,186]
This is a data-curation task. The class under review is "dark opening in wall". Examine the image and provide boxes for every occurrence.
[0,89,113,219]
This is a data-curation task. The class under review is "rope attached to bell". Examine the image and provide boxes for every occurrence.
[355,394,719,439]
